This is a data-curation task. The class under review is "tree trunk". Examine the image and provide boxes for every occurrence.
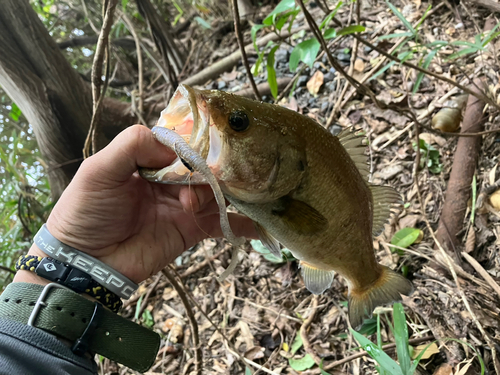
[0,0,137,200]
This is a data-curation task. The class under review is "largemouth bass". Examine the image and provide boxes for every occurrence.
[140,84,413,329]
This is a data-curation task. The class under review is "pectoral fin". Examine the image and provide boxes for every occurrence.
[300,261,335,294]
[253,221,282,259]
[271,196,328,235]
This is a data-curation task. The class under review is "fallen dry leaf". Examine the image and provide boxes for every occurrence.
[412,342,439,360]
[307,70,324,96]
[244,346,265,360]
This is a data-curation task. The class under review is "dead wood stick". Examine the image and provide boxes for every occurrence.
[462,252,500,299]
[300,296,321,365]
[162,267,202,375]
[434,78,486,262]
[181,25,309,87]
[230,0,261,101]
[234,77,292,98]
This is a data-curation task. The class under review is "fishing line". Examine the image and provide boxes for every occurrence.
[187,173,213,240]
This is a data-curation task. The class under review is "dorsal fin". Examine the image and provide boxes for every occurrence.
[370,185,403,236]
[336,128,369,181]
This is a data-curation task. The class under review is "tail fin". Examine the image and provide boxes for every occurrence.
[348,266,413,330]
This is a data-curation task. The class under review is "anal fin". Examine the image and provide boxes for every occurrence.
[370,185,403,236]
[253,221,282,259]
[300,261,335,294]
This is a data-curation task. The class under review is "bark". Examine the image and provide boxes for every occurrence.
[0,0,136,199]
[435,79,486,261]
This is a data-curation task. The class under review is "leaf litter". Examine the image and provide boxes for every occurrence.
[116,1,500,374]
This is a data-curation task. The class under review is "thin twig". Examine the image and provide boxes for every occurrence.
[231,295,303,323]
[0,265,15,275]
[169,267,280,375]
[80,0,100,34]
[462,252,500,300]
[134,273,162,321]
[230,0,261,101]
[83,0,118,158]
[162,267,202,375]
[119,10,144,115]
[300,295,321,364]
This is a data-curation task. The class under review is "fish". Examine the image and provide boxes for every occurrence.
[140,84,414,329]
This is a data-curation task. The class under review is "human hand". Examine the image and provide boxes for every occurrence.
[21,125,256,284]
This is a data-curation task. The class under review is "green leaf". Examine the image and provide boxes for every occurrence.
[263,0,297,25]
[337,25,365,36]
[252,50,266,76]
[194,16,211,29]
[350,329,404,375]
[289,354,316,371]
[9,103,21,121]
[251,25,267,51]
[319,359,332,375]
[378,32,414,40]
[391,228,421,249]
[289,38,321,72]
[386,1,416,36]
[358,316,378,335]
[324,28,337,40]
[370,60,396,80]
[415,4,432,31]
[482,23,500,46]
[245,366,253,375]
[290,334,303,355]
[122,0,129,8]
[319,2,343,30]
[447,47,480,60]
[413,49,437,93]
[393,303,411,374]
[267,45,279,99]
[251,240,285,263]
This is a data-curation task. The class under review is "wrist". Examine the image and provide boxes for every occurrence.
[13,243,51,286]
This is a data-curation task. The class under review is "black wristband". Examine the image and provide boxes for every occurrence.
[16,255,122,313]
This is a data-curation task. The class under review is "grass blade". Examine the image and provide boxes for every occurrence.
[386,1,415,36]
[350,329,404,375]
[393,303,411,375]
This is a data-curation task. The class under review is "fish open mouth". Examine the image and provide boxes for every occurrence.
[140,84,219,184]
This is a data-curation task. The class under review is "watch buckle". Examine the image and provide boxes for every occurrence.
[28,282,71,326]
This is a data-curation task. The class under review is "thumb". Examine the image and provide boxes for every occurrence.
[84,125,176,182]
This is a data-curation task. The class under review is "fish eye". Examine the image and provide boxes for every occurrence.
[228,110,250,132]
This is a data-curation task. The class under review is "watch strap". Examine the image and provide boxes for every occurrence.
[0,282,160,372]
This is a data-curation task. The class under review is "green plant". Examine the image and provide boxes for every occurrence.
[350,303,486,374]
[250,239,295,263]
[413,139,442,174]
[251,0,364,99]
[373,1,500,92]
[0,99,51,289]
